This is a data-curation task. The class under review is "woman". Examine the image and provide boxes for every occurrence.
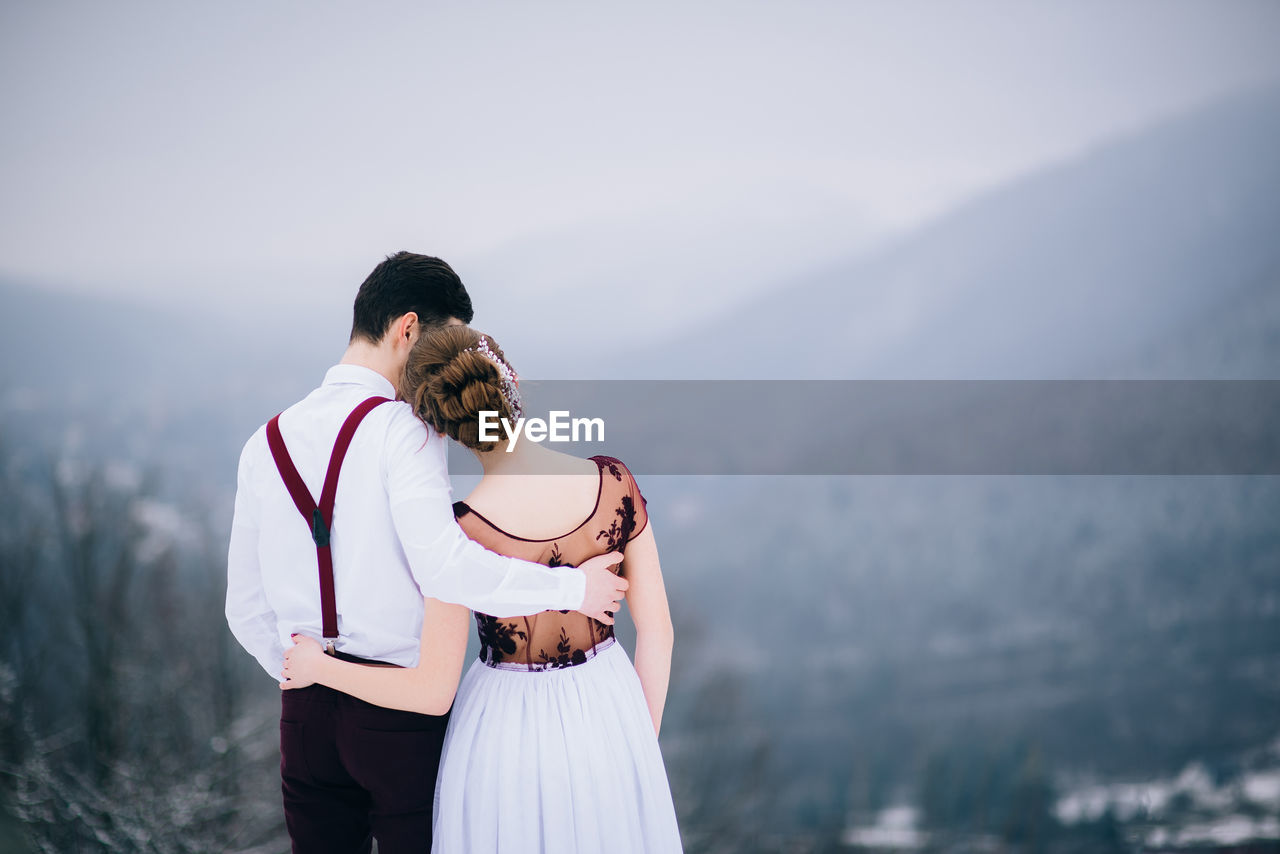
[280,326,682,853]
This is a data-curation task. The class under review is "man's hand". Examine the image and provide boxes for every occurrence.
[577,551,628,625]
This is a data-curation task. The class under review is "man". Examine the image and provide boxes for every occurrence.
[226,252,628,853]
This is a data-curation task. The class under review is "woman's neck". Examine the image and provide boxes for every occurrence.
[476,436,537,475]
[474,438,582,477]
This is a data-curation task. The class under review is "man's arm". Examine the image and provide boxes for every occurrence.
[225,433,287,679]
[384,406,624,620]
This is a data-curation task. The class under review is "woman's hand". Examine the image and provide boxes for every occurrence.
[280,634,327,690]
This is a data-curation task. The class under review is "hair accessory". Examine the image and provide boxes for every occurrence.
[465,336,523,420]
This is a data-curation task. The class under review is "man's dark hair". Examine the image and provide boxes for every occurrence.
[349,251,475,344]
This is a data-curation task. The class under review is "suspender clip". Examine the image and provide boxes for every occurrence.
[311,508,330,548]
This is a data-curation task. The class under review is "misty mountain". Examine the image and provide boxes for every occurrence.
[627,83,1280,380]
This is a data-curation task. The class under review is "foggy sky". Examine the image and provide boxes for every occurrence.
[2,0,1279,339]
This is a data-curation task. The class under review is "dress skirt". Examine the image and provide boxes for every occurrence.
[431,638,683,853]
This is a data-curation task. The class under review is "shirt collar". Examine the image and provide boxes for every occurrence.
[322,364,397,399]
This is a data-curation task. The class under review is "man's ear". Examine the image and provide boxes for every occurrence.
[396,312,419,346]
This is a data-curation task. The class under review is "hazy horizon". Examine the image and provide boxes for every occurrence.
[4,0,1280,341]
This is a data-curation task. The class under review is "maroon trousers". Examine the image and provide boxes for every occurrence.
[280,658,450,854]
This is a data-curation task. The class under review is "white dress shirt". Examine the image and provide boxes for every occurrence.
[226,364,586,679]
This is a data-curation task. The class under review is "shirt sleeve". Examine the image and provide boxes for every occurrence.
[225,430,287,680]
[383,405,586,617]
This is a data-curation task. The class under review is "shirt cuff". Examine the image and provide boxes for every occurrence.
[558,566,587,612]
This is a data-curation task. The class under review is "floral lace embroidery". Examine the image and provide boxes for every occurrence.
[477,614,527,661]
[549,542,571,614]
[597,495,637,551]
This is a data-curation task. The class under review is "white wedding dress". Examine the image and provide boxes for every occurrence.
[432,456,683,853]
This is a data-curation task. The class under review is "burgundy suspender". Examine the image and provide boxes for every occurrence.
[265,396,390,650]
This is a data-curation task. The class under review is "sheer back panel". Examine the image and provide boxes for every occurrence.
[453,456,648,671]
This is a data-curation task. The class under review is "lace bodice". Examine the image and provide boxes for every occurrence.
[453,455,648,671]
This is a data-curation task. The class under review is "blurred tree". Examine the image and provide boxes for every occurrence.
[918,735,1060,852]
[666,666,774,853]
[0,446,286,852]
[1002,742,1055,852]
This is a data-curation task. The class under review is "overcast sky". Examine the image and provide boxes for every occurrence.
[3,0,1279,338]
